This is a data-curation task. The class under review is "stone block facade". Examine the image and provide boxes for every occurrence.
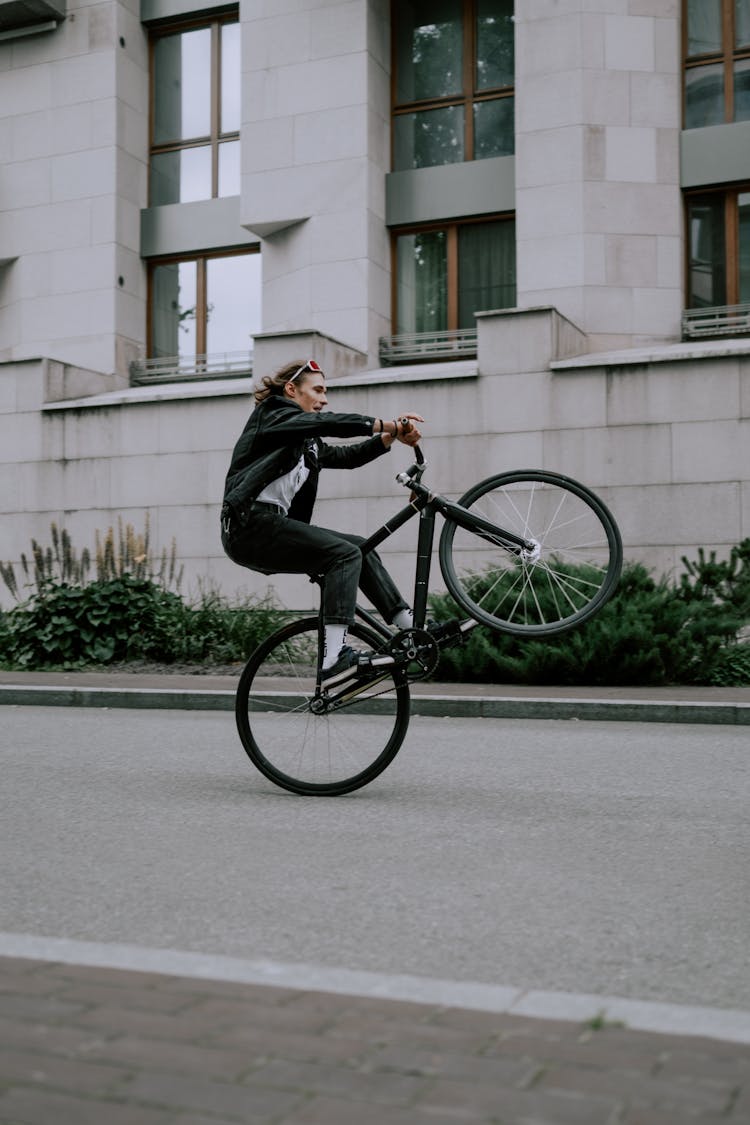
[2,311,748,617]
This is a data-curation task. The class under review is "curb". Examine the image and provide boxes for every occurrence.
[1,932,749,1045]
[2,682,750,724]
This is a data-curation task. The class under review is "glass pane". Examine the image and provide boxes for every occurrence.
[734,58,750,121]
[736,0,750,49]
[149,146,212,206]
[206,253,262,354]
[687,0,722,56]
[153,28,211,144]
[218,140,240,197]
[458,221,515,327]
[739,192,750,303]
[151,261,197,359]
[395,0,462,103]
[393,105,464,170]
[474,96,514,158]
[149,151,180,207]
[684,64,725,128]
[221,22,240,133]
[396,231,447,334]
[687,197,726,308]
[476,0,514,89]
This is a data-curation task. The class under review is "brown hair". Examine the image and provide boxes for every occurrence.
[253,360,317,404]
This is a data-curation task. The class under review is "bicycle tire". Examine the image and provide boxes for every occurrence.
[438,470,623,636]
[235,617,410,796]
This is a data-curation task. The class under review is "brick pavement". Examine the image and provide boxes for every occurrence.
[1,955,748,1124]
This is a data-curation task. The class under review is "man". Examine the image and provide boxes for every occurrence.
[221,358,426,687]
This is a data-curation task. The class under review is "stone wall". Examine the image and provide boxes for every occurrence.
[2,309,749,614]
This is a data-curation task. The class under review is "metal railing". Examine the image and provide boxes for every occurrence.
[129,351,253,386]
[379,328,478,365]
[682,304,750,339]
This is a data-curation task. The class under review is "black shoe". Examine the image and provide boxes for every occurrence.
[321,645,362,688]
[426,618,462,645]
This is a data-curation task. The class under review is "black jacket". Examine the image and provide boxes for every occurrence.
[222,394,389,526]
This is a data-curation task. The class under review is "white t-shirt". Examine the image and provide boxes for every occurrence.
[256,452,310,515]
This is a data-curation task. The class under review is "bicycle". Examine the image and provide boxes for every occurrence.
[235,441,623,796]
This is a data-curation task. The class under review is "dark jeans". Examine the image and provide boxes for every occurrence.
[222,508,408,626]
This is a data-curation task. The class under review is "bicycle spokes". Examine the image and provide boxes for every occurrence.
[439,471,622,636]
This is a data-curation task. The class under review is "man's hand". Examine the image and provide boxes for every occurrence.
[396,414,423,446]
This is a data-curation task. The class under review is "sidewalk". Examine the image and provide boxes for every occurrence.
[2,667,750,723]
[1,950,749,1124]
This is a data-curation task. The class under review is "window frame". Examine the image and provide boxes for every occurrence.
[684,184,750,307]
[149,12,240,206]
[147,246,260,360]
[390,212,516,334]
[391,0,515,170]
[683,0,750,126]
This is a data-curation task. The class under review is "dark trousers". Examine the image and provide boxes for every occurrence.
[222,508,408,626]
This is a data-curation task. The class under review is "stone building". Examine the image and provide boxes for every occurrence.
[1,0,748,611]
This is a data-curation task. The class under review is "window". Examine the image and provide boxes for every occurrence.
[394,217,515,333]
[149,15,240,206]
[149,250,262,360]
[685,188,750,306]
[684,0,750,128]
[392,0,514,172]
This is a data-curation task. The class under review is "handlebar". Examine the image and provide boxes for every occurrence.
[396,418,424,466]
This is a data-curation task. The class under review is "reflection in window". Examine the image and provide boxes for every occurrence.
[474,97,515,159]
[395,0,462,102]
[153,29,211,144]
[150,251,261,360]
[685,63,725,128]
[150,16,240,206]
[686,187,750,308]
[739,192,750,301]
[152,261,198,360]
[395,218,515,334]
[396,231,448,333]
[393,106,464,170]
[392,0,514,171]
[684,0,750,127]
[686,0,722,57]
[738,1,750,50]
[734,57,750,120]
[687,194,727,308]
[476,0,514,89]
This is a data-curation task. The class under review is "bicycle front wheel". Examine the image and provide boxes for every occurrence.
[235,618,410,796]
[439,470,622,636]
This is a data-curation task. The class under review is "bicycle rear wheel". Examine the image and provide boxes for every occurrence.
[439,470,622,636]
[235,618,410,796]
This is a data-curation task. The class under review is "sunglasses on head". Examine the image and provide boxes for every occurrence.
[289,359,323,383]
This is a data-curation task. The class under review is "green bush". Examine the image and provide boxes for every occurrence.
[429,545,750,687]
[0,522,287,670]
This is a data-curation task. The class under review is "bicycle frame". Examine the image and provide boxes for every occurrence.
[312,448,553,704]
[350,452,536,645]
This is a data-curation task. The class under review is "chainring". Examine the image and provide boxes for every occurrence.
[387,628,440,681]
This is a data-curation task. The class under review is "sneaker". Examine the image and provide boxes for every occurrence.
[426,618,461,645]
[321,645,362,688]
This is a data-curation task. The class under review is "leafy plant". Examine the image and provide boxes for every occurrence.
[429,546,750,687]
[0,523,285,670]
[0,516,182,602]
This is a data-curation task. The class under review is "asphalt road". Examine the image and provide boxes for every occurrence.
[2,706,748,1012]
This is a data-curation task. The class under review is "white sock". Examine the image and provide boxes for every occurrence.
[391,608,414,630]
[322,625,347,669]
